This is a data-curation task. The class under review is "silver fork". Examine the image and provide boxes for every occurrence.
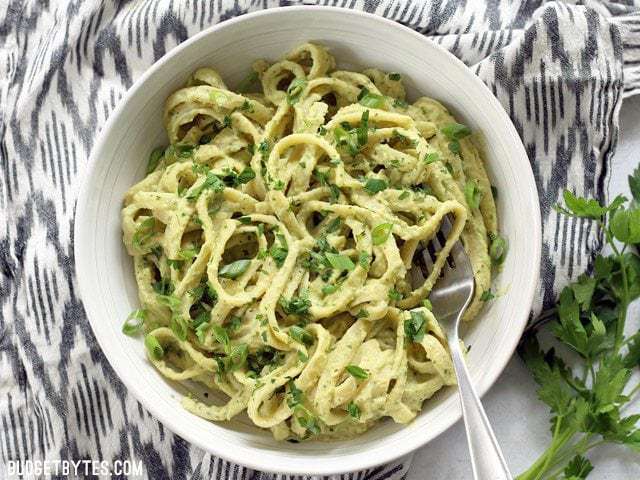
[409,216,512,480]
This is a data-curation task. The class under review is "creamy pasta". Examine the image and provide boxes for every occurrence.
[121,43,504,441]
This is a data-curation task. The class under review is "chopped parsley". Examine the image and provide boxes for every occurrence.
[393,98,408,109]
[424,152,439,165]
[269,233,288,267]
[144,334,164,360]
[345,365,369,380]
[441,122,471,155]
[358,251,370,270]
[347,401,361,420]
[286,77,307,105]
[372,223,393,245]
[480,289,495,302]
[357,87,385,108]
[321,284,339,295]
[186,171,225,201]
[279,294,311,316]
[122,309,146,336]
[218,259,251,279]
[464,180,483,210]
[241,99,255,112]
[404,310,427,343]
[363,178,388,195]
[133,217,156,247]
[489,233,508,266]
[146,147,164,174]
[325,252,355,271]
[288,325,314,346]
[388,288,402,301]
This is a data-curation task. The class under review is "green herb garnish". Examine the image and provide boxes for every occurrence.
[325,252,355,271]
[144,334,164,360]
[358,87,385,108]
[441,122,471,155]
[363,178,388,195]
[358,251,370,270]
[146,147,164,174]
[388,288,402,301]
[122,309,146,336]
[133,217,156,247]
[321,284,339,295]
[372,223,393,245]
[346,365,369,380]
[424,152,439,165]
[288,325,314,346]
[286,77,307,105]
[218,259,251,279]
[464,180,482,210]
[186,171,225,201]
[404,310,427,343]
[269,233,288,268]
[480,290,495,302]
[279,294,311,316]
[393,98,408,109]
[347,401,361,420]
[489,233,508,266]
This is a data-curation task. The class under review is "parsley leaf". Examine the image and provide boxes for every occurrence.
[363,178,388,195]
[286,77,307,105]
[441,123,470,155]
[489,233,508,266]
[325,252,355,271]
[144,334,164,360]
[372,223,393,245]
[269,233,288,268]
[218,259,251,279]
[404,311,427,343]
[288,325,314,346]
[628,165,640,204]
[122,309,146,336]
[358,87,385,108]
[279,294,311,316]
[464,180,482,210]
[480,290,494,302]
[186,171,225,201]
[347,401,360,419]
[146,147,164,174]
[345,365,369,379]
[610,208,640,244]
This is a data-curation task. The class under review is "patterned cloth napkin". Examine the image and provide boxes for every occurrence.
[1,1,639,479]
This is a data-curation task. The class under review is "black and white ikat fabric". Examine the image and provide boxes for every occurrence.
[1,1,639,479]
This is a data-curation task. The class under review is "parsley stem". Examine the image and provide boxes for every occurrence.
[537,436,601,480]
[534,417,565,480]
[516,423,577,480]
[600,218,629,353]
[613,252,630,353]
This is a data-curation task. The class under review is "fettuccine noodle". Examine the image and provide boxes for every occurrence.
[121,43,502,440]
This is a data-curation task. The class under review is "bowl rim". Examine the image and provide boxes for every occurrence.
[75,5,541,475]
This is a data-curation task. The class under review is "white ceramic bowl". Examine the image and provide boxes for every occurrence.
[75,6,541,476]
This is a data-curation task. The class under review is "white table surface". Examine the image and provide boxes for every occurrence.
[407,95,640,480]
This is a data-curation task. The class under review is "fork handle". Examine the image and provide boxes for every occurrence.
[449,338,513,480]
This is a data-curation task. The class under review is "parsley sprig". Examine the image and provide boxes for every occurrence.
[517,165,640,480]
